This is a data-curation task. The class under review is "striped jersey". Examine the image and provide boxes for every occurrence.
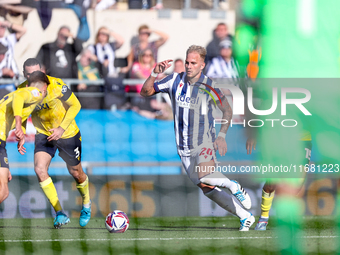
[154,72,224,156]
[206,56,239,81]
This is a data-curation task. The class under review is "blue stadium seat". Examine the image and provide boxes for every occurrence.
[131,141,157,161]
[157,142,178,161]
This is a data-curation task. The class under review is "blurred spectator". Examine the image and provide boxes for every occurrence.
[103,76,128,110]
[173,58,185,73]
[77,49,102,109]
[88,26,124,78]
[125,49,156,111]
[0,42,19,98]
[92,0,117,10]
[206,39,239,81]
[206,23,232,64]
[128,0,152,9]
[127,48,157,111]
[29,0,90,41]
[151,0,164,10]
[68,0,90,41]
[133,98,173,120]
[36,25,83,79]
[206,39,242,123]
[121,24,168,74]
[126,48,156,93]
[0,16,26,68]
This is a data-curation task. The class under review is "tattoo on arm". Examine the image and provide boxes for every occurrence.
[218,97,232,133]
[141,76,156,97]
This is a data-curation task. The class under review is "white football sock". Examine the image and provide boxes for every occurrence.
[204,187,250,220]
[200,171,238,193]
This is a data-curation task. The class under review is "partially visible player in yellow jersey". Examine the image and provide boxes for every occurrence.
[20,58,91,229]
[247,135,311,230]
[0,71,48,204]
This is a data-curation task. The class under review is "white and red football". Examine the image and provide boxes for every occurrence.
[105,210,129,233]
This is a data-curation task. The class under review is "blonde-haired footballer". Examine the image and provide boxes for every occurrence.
[0,71,48,204]
[18,58,91,229]
[141,45,254,231]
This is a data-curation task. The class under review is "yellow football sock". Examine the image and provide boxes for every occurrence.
[76,175,90,205]
[40,177,62,212]
[261,189,275,218]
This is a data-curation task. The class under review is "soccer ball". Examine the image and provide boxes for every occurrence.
[105,210,129,233]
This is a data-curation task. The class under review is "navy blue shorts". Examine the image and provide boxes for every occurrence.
[34,132,82,166]
[0,140,9,169]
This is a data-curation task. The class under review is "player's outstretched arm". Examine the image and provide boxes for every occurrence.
[140,59,173,97]
[14,116,24,141]
[213,97,232,156]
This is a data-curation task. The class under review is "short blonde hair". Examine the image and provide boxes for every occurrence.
[186,45,206,61]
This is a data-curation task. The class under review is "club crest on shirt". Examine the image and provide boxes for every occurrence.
[31,89,40,97]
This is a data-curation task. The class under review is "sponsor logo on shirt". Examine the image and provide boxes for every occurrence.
[176,94,200,109]
[35,103,50,111]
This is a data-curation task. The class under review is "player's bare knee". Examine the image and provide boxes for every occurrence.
[34,164,49,181]
[69,167,80,179]
[67,164,85,183]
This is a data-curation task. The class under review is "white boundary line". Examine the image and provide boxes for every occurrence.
[1,236,339,243]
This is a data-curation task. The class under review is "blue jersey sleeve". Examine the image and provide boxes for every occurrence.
[154,73,177,94]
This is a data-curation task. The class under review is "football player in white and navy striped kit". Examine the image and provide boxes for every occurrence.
[141,45,254,231]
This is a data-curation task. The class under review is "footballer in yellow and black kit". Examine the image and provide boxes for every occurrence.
[18,76,82,165]
[0,87,45,168]
[18,71,91,228]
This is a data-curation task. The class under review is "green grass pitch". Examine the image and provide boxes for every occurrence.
[0,216,337,255]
